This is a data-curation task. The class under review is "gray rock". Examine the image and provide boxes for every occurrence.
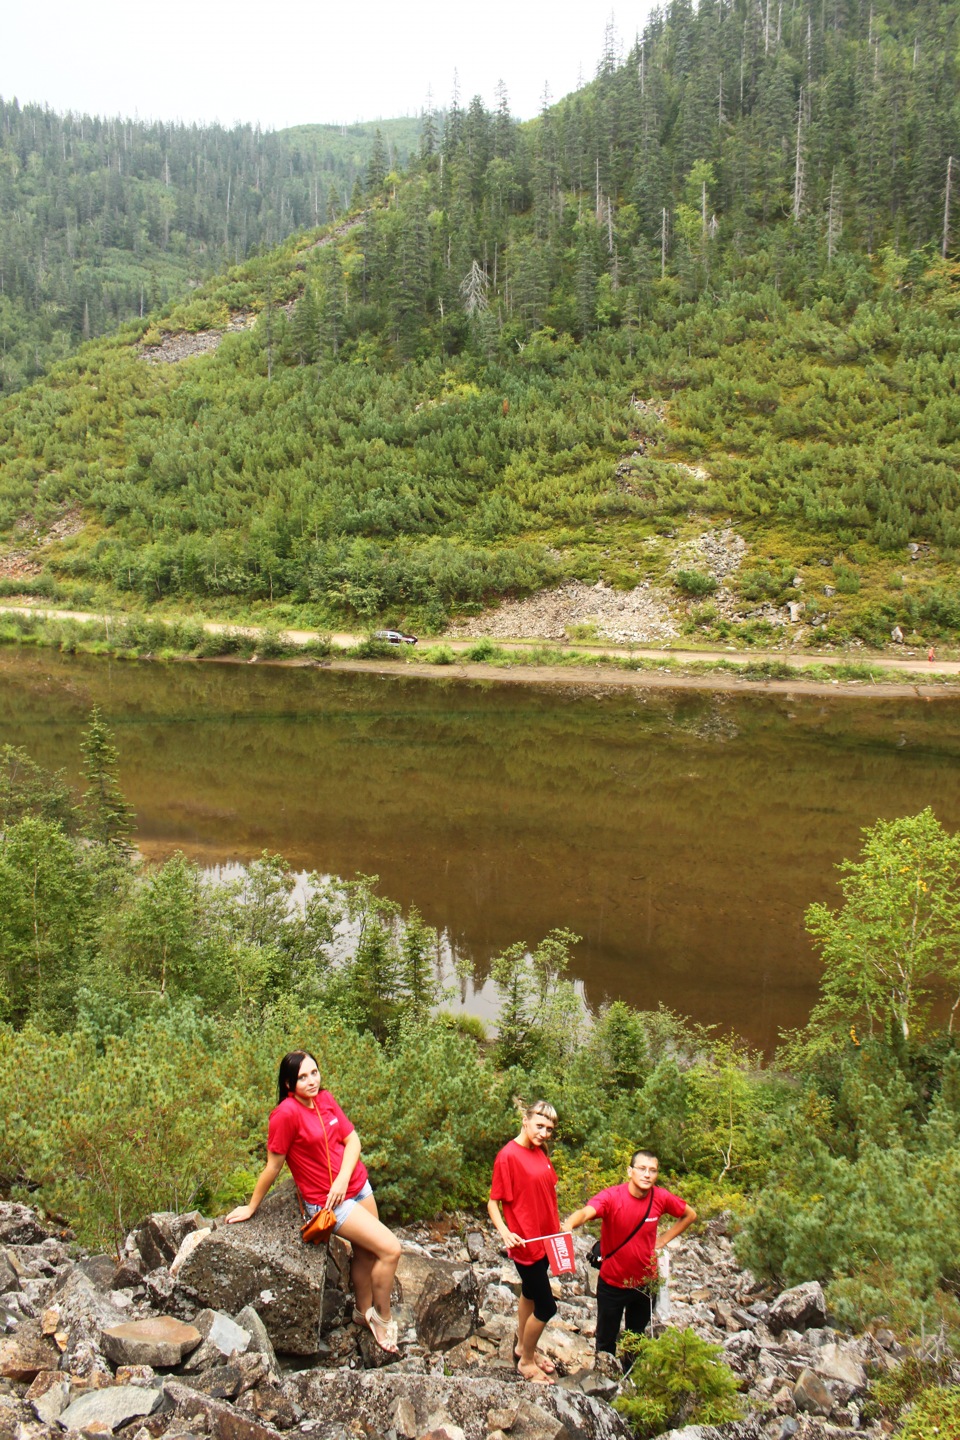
[102,1317,203,1367]
[52,1267,128,1372]
[134,1214,180,1272]
[24,1369,70,1424]
[195,1310,252,1359]
[0,1204,57,1246]
[234,1307,278,1375]
[78,1255,122,1292]
[164,1379,287,1440]
[394,1252,479,1352]
[0,1325,60,1381]
[792,1368,834,1417]
[234,1380,302,1431]
[284,1370,634,1440]
[59,1385,162,1432]
[179,1363,246,1401]
[0,1251,20,1294]
[813,1341,866,1390]
[767,1283,827,1336]
[176,1182,327,1356]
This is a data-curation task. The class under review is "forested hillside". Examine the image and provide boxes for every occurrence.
[0,104,419,392]
[1,0,959,644]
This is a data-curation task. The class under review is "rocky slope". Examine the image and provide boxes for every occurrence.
[0,1192,941,1440]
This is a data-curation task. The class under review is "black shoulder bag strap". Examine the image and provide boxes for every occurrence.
[599,1186,657,1271]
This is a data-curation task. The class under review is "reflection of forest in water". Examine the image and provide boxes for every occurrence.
[3,649,960,1049]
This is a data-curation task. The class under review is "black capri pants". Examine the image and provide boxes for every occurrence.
[514,1255,558,1323]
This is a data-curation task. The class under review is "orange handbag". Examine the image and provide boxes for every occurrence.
[298,1099,338,1245]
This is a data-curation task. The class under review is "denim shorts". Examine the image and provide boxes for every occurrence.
[304,1179,374,1233]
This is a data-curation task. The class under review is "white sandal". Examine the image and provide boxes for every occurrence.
[364,1305,399,1354]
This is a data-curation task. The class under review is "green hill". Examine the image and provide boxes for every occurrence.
[1,0,959,648]
[0,103,419,393]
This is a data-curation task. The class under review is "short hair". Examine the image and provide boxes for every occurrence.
[630,1148,659,1168]
[277,1051,318,1106]
[526,1099,557,1123]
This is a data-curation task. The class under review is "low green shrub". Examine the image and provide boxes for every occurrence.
[674,569,718,597]
[614,1329,743,1438]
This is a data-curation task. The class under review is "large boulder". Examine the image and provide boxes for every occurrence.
[767,1282,827,1335]
[394,1251,479,1352]
[176,1183,327,1356]
[283,1370,635,1440]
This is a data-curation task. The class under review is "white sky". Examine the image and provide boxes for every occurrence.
[2,0,650,130]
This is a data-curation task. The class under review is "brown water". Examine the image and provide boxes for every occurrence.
[3,647,960,1048]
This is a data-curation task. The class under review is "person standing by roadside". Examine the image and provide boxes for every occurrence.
[563,1149,696,1359]
[488,1100,563,1384]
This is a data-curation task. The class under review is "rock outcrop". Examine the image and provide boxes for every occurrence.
[0,1197,947,1440]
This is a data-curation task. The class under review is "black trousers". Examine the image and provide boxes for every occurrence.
[595,1275,653,1354]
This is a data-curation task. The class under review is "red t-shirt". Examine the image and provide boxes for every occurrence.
[267,1091,369,1205]
[490,1139,560,1266]
[588,1182,686,1289]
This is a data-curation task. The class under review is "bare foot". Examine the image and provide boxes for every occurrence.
[515,1345,556,1374]
[518,1359,554,1384]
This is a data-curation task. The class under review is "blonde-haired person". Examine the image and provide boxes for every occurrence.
[487,1100,564,1384]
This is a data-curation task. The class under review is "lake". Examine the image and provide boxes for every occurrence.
[3,647,960,1049]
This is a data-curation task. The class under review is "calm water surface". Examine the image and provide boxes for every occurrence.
[3,648,960,1048]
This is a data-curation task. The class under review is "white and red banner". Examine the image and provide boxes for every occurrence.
[544,1231,576,1276]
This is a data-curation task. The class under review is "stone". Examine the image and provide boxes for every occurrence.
[180,1364,246,1401]
[134,1215,180,1273]
[233,1308,277,1375]
[79,1256,122,1292]
[391,1397,419,1437]
[813,1341,867,1390]
[194,1311,251,1359]
[394,1253,479,1353]
[234,1382,301,1431]
[420,1427,466,1440]
[792,1368,834,1417]
[767,1283,827,1335]
[0,1253,19,1295]
[284,1370,632,1440]
[112,1260,145,1289]
[24,1369,70,1424]
[176,1182,327,1356]
[102,1318,203,1368]
[51,1268,129,1372]
[0,1204,55,1246]
[171,1230,213,1278]
[163,1380,286,1440]
[116,1365,159,1387]
[0,1327,60,1380]
[59,1386,163,1432]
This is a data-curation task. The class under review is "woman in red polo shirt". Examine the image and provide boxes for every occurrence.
[226,1050,402,1354]
[487,1099,562,1384]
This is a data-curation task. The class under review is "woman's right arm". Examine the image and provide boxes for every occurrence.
[225,1150,286,1223]
[487,1197,525,1250]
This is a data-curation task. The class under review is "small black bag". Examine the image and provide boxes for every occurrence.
[587,1187,656,1271]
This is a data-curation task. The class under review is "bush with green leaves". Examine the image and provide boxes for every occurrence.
[614,1329,743,1438]
[673,569,718,598]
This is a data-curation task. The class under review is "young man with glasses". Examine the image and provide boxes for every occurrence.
[563,1149,696,1359]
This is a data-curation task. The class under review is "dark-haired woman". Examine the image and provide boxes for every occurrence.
[226,1051,402,1354]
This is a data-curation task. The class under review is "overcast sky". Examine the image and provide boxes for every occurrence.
[2,0,649,130]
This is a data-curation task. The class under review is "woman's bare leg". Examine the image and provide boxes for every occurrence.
[337,1195,401,1321]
